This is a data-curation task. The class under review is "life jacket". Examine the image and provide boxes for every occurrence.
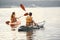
[26,16,33,26]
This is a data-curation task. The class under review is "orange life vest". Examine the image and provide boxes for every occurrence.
[26,16,33,26]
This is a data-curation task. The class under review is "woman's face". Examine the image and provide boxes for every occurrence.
[13,14,15,17]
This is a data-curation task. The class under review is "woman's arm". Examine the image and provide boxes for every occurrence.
[9,19,21,25]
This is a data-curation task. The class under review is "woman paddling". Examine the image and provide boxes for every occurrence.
[6,12,28,31]
[10,12,21,31]
[6,12,21,31]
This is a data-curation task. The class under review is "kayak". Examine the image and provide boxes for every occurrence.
[18,21,45,32]
[5,20,21,28]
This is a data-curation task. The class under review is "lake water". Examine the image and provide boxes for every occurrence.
[0,7,60,40]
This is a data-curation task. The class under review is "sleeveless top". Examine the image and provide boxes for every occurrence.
[10,17,17,27]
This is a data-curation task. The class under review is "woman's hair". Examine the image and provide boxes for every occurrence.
[11,12,15,18]
[29,12,32,16]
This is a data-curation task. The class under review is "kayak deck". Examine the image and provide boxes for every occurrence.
[18,24,44,32]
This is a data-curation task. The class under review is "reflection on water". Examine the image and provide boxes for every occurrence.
[26,27,45,40]
[26,31,33,40]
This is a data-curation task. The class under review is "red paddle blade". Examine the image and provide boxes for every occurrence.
[5,21,10,25]
[24,13,28,16]
[20,4,26,11]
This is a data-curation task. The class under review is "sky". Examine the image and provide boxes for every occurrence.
[0,0,60,8]
[19,0,60,1]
